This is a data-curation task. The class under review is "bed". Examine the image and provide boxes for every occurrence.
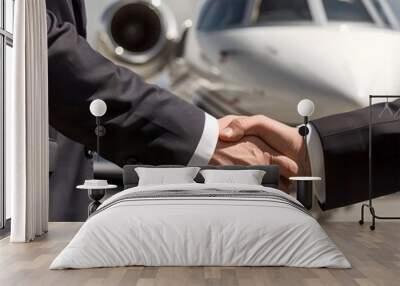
[50,165,350,269]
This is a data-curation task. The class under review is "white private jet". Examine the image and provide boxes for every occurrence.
[95,0,400,123]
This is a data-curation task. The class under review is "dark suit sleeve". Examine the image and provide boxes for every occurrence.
[312,100,400,210]
[47,10,206,167]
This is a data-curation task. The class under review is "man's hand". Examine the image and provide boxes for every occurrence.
[210,115,306,191]
[210,135,299,177]
[213,115,311,190]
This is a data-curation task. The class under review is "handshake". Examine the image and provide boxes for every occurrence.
[211,115,311,191]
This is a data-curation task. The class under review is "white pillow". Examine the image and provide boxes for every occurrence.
[200,169,266,185]
[135,167,200,186]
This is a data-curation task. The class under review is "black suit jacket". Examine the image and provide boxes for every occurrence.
[313,100,400,210]
[47,0,206,221]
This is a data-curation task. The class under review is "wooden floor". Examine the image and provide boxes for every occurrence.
[0,222,399,286]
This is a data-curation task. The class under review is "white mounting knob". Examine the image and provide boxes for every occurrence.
[90,99,107,117]
[297,99,315,117]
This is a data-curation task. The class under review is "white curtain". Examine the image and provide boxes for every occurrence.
[7,0,49,242]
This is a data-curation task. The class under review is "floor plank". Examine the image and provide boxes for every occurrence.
[0,222,399,286]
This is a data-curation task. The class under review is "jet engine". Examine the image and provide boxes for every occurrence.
[99,0,179,78]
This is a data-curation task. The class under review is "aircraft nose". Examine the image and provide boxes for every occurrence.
[315,28,400,108]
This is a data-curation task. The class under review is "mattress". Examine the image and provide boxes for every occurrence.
[50,183,350,269]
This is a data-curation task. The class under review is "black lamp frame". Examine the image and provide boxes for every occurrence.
[359,95,400,230]
[298,116,310,175]
[87,116,107,216]
[94,117,106,157]
[295,116,313,210]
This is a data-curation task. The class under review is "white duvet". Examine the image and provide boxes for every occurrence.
[50,183,350,269]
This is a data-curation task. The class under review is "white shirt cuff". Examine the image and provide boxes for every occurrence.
[187,113,219,166]
[306,123,326,204]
